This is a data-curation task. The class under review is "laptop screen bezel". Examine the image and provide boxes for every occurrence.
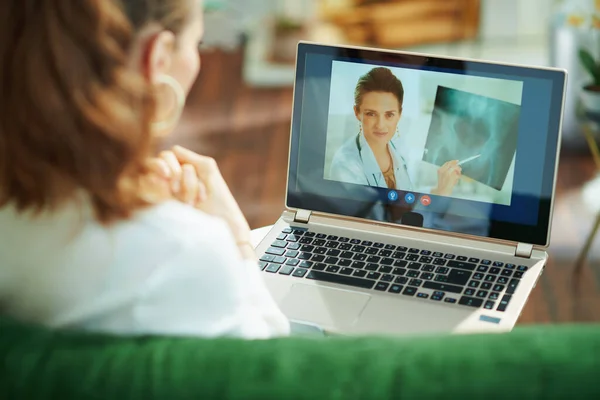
[285,41,566,247]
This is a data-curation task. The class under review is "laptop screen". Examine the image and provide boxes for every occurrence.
[286,42,566,246]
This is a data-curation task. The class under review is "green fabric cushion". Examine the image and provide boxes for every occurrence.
[1,317,599,399]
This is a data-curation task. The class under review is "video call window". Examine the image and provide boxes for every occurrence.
[323,60,524,207]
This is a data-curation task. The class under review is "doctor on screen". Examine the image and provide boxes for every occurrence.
[329,67,461,196]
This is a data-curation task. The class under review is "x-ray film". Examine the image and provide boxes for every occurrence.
[422,86,521,191]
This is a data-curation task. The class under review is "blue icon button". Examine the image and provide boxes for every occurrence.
[388,190,398,201]
[404,193,415,204]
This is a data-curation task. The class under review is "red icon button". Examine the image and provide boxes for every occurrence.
[420,195,431,206]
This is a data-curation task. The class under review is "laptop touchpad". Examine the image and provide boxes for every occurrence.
[280,283,371,329]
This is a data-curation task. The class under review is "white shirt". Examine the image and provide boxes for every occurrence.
[0,198,290,339]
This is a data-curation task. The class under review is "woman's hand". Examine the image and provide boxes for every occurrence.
[432,160,462,196]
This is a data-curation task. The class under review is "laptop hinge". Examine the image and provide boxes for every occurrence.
[293,209,312,224]
[515,243,533,259]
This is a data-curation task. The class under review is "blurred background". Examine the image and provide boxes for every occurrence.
[164,0,600,324]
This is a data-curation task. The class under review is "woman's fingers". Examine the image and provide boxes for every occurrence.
[159,150,183,193]
[181,164,199,205]
[146,158,171,179]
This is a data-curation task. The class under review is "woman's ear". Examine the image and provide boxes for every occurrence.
[354,105,361,121]
[142,30,176,84]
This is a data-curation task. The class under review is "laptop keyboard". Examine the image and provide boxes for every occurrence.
[259,227,529,313]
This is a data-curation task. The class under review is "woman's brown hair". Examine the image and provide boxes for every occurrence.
[0,0,191,224]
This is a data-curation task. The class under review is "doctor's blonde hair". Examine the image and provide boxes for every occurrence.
[354,67,405,111]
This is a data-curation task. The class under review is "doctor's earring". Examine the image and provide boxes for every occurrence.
[358,123,363,136]
[152,74,186,136]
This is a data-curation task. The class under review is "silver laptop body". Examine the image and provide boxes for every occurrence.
[255,41,567,336]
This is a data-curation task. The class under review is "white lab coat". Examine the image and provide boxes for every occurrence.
[329,133,414,190]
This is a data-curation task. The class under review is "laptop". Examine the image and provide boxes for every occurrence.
[254,41,567,336]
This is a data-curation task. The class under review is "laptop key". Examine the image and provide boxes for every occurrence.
[484,274,496,282]
[517,265,528,272]
[402,287,417,296]
[325,266,340,273]
[339,259,352,267]
[457,256,468,261]
[497,277,508,285]
[299,237,313,244]
[351,261,365,269]
[365,263,379,271]
[381,274,394,282]
[285,250,299,258]
[408,248,420,253]
[282,227,293,234]
[304,232,315,237]
[279,266,295,275]
[288,243,301,250]
[433,258,447,266]
[266,247,285,256]
[314,247,328,255]
[361,240,373,246]
[327,235,338,241]
[420,256,433,264]
[365,248,379,255]
[406,270,420,278]
[447,261,476,271]
[444,298,457,304]
[292,268,308,278]
[432,252,443,257]
[493,284,505,292]
[306,271,376,289]
[375,282,389,291]
[326,249,341,257]
[273,256,286,264]
[514,271,524,279]
[338,237,350,243]
[481,282,492,290]
[409,279,423,287]
[392,267,407,276]
[505,263,516,270]
[497,295,512,312]
[431,291,445,301]
[469,257,480,263]
[312,255,325,262]
[299,260,312,268]
[473,273,484,280]
[366,255,381,263]
[468,281,480,288]
[446,269,471,285]
[380,258,394,266]
[350,239,361,244]
[340,251,354,259]
[367,272,381,280]
[481,259,492,265]
[490,267,501,274]
[464,289,476,296]
[340,267,353,276]
[484,301,495,310]
[501,269,513,277]
[392,251,406,259]
[459,296,483,308]
[353,270,367,277]
[277,233,287,240]
[406,254,420,261]
[352,245,366,252]
[266,264,280,273]
[506,279,520,294]
[260,254,275,262]
[423,281,463,294]
[379,249,392,257]
[312,263,326,271]
[489,292,500,300]
[315,233,327,239]
[286,258,301,266]
[389,284,403,294]
[420,272,434,281]
[395,276,408,284]
[493,261,504,267]
[385,244,396,250]
[416,293,429,299]
[394,260,408,268]
[324,256,339,264]
[444,253,456,260]
[476,290,488,298]
[407,262,421,270]
[477,265,489,273]
[379,266,392,273]
[353,253,367,261]
[338,243,352,251]
[420,250,432,255]
[374,242,385,248]
[422,265,436,272]
[258,261,268,270]
[435,266,449,274]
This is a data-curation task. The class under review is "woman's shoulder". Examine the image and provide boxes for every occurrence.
[133,200,230,245]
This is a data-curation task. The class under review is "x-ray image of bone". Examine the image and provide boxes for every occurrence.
[422,86,521,191]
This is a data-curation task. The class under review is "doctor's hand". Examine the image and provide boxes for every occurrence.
[432,160,462,196]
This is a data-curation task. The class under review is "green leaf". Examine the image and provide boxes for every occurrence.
[579,49,600,85]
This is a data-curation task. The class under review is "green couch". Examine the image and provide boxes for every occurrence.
[1,317,599,399]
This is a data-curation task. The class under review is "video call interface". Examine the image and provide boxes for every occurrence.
[287,46,562,245]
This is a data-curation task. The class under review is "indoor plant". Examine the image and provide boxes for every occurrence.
[579,48,600,115]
